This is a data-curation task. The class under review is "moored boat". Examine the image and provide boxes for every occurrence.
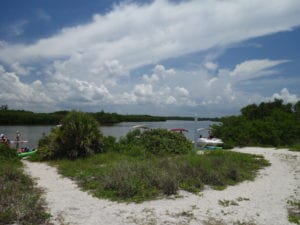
[18,149,37,158]
[197,127,224,149]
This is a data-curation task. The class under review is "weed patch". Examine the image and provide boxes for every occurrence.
[53,150,269,202]
[0,144,52,225]
[288,199,300,224]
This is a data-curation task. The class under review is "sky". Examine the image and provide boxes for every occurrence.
[0,0,300,117]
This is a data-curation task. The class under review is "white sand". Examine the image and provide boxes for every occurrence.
[23,147,300,225]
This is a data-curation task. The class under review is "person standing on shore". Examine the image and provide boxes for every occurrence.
[16,131,20,141]
[0,133,10,145]
[16,130,20,149]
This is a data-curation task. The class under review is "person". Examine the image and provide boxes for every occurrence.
[16,131,20,141]
[0,133,4,143]
[15,130,21,149]
[0,134,10,145]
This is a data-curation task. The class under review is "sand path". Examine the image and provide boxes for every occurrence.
[23,147,300,225]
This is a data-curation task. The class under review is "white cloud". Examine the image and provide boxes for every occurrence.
[271,88,299,103]
[1,0,299,65]
[0,0,299,115]
[0,66,53,110]
[204,62,218,71]
[229,59,289,79]
[174,87,189,97]
[143,73,159,83]
[10,62,31,76]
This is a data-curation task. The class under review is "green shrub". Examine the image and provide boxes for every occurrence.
[0,162,51,224]
[212,100,300,147]
[57,111,104,159]
[0,143,19,162]
[102,135,117,152]
[37,111,104,160]
[53,150,269,202]
[139,129,193,155]
[289,143,300,152]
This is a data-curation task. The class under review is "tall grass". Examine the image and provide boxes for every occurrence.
[53,150,270,202]
[0,144,52,225]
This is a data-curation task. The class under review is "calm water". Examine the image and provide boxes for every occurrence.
[0,120,217,148]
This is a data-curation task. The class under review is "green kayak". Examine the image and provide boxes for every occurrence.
[18,149,37,158]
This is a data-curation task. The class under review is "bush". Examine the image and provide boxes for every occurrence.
[0,157,51,224]
[37,111,104,160]
[212,100,300,147]
[0,143,19,162]
[54,150,269,202]
[139,129,193,155]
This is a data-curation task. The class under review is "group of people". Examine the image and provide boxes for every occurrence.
[0,131,21,146]
[0,133,10,145]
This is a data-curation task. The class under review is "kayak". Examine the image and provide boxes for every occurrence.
[18,149,37,158]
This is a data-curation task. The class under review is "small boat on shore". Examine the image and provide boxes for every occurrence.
[170,128,188,134]
[198,137,223,148]
[10,140,29,143]
[18,148,37,158]
[132,124,150,130]
[197,128,223,149]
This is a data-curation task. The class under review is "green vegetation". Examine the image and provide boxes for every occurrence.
[0,144,51,225]
[289,144,300,152]
[35,111,104,160]
[31,112,269,202]
[288,199,300,224]
[51,149,269,202]
[211,99,300,148]
[218,199,239,207]
[0,105,220,125]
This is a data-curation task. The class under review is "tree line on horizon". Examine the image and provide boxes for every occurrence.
[0,106,220,125]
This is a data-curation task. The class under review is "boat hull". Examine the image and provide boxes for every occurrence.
[197,138,223,147]
[18,149,37,158]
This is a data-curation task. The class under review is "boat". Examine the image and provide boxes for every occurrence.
[132,124,150,130]
[18,148,37,158]
[10,140,29,143]
[197,128,223,150]
[170,128,188,134]
[198,137,223,148]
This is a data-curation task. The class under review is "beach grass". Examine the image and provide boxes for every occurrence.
[288,199,300,224]
[51,150,270,202]
[289,143,300,152]
[0,144,52,225]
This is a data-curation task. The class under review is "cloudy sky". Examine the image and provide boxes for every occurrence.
[0,0,300,116]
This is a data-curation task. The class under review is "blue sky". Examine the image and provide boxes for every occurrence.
[0,0,299,116]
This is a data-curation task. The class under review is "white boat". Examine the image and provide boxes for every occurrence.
[196,127,223,148]
[132,124,150,130]
[197,137,223,147]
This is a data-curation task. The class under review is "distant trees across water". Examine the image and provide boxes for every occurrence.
[0,106,219,125]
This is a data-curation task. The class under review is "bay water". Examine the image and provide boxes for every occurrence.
[0,120,217,148]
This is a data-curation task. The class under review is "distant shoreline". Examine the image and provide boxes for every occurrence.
[0,109,220,125]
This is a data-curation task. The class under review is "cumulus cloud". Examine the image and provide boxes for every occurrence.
[0,0,299,115]
[271,88,299,103]
[204,62,218,71]
[0,65,53,110]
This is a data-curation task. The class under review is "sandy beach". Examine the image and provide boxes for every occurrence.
[23,147,300,225]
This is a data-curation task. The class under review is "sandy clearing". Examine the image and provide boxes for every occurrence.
[23,147,300,225]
